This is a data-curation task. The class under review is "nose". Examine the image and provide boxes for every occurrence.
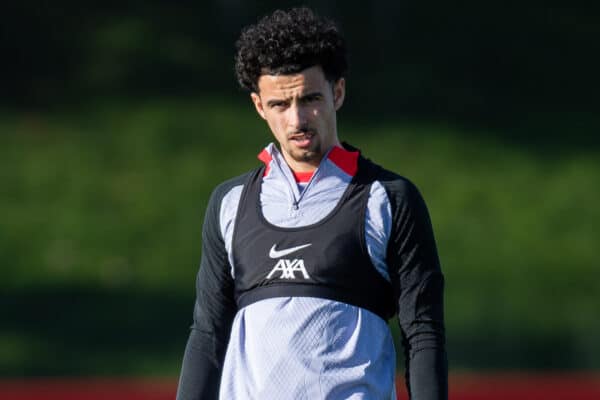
[288,102,308,130]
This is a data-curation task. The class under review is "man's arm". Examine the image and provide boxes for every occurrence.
[384,177,448,400]
[176,185,238,400]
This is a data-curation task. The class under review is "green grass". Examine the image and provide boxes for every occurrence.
[1,99,599,374]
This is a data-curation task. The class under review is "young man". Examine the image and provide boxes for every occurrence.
[177,7,447,400]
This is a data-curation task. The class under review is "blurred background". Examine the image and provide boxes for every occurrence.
[2,0,599,398]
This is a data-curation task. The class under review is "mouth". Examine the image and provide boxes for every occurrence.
[289,131,316,148]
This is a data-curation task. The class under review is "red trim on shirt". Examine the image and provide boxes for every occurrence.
[257,149,272,177]
[328,146,359,177]
[292,170,314,183]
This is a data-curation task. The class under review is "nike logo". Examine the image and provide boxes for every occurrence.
[269,243,312,258]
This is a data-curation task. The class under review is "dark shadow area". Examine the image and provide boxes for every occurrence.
[1,286,194,376]
[3,286,597,375]
[3,1,598,150]
[449,330,599,371]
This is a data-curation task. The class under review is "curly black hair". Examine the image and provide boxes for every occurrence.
[235,7,347,92]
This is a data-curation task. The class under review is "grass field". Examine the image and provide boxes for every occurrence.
[1,99,599,375]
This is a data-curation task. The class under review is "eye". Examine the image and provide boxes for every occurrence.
[270,101,288,110]
[304,94,322,103]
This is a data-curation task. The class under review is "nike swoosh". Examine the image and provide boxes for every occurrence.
[269,243,312,258]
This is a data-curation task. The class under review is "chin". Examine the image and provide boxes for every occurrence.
[300,149,322,162]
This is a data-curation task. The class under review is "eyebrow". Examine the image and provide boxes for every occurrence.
[266,91,323,107]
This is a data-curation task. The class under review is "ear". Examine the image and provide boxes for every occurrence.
[333,78,346,111]
[250,92,267,120]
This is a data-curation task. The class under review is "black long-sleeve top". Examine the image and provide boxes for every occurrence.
[176,147,447,399]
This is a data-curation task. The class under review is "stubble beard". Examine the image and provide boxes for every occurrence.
[291,139,322,164]
[299,149,319,163]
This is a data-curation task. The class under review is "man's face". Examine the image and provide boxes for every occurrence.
[251,65,345,171]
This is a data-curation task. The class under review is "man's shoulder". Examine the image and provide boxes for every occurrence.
[361,156,421,201]
[214,169,256,193]
[207,167,260,206]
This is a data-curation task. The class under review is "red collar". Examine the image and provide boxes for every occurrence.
[292,170,314,183]
[328,145,359,176]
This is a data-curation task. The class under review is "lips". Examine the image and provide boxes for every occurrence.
[290,131,315,148]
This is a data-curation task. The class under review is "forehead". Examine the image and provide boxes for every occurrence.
[256,65,329,97]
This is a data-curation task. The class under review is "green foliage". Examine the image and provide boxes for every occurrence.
[1,100,598,375]
[1,100,263,290]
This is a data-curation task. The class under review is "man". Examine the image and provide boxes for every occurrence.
[177,7,447,400]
